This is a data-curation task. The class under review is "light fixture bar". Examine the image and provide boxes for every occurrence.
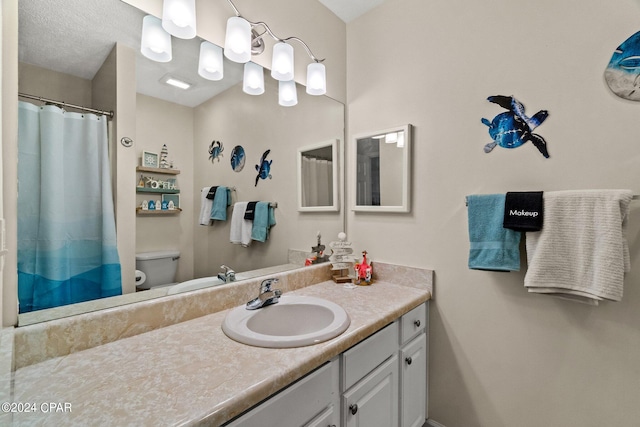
[224,0,325,63]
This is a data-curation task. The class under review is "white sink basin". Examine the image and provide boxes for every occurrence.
[222,295,351,348]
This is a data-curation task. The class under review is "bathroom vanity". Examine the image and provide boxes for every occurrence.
[3,264,432,426]
[224,302,428,426]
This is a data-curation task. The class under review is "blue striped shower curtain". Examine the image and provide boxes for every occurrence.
[17,102,122,313]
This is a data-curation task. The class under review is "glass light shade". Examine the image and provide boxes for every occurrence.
[162,0,196,39]
[243,62,265,95]
[271,42,294,81]
[224,17,252,63]
[385,132,398,144]
[306,62,326,95]
[279,80,298,107]
[141,15,172,63]
[198,41,224,81]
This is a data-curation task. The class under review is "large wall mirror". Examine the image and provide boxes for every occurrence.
[297,140,340,212]
[16,0,345,325]
[351,124,412,213]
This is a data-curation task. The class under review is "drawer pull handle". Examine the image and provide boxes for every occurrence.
[414,319,421,327]
[349,404,358,415]
[405,356,413,365]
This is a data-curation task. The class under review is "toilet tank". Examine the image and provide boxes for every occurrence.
[135,250,181,288]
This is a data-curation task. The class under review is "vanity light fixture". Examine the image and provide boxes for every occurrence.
[162,0,197,39]
[278,80,298,107]
[144,0,327,103]
[198,41,224,81]
[141,15,172,63]
[243,62,265,95]
[223,0,326,98]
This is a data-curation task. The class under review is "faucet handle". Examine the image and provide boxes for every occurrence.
[260,278,279,292]
[220,264,230,273]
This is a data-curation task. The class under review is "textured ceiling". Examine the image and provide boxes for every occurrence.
[18,0,381,107]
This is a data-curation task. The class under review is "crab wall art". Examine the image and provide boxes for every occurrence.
[481,95,550,158]
[208,140,224,163]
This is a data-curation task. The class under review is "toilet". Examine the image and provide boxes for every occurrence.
[135,250,181,291]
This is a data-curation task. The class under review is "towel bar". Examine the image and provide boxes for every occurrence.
[466,194,639,206]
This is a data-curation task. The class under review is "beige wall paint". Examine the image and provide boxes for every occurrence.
[347,0,640,426]
[193,76,344,278]
[19,63,92,110]
[135,94,194,283]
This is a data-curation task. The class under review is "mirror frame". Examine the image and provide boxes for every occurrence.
[297,139,340,212]
[351,124,412,213]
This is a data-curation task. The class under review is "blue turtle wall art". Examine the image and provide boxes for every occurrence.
[254,149,272,186]
[604,31,640,101]
[481,95,550,158]
[208,140,224,162]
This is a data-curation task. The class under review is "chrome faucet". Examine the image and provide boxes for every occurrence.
[217,265,236,283]
[246,278,282,310]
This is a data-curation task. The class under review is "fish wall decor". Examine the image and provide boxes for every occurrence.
[208,140,224,163]
[605,31,640,101]
[481,95,550,158]
[230,145,245,172]
[254,149,273,186]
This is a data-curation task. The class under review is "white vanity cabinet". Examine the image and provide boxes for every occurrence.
[224,359,340,427]
[399,303,428,427]
[341,323,400,427]
[224,302,429,427]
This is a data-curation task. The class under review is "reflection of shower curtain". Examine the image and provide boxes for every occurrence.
[17,102,122,313]
[301,157,332,207]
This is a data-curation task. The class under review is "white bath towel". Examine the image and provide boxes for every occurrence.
[524,190,633,304]
[230,202,252,247]
[199,187,214,225]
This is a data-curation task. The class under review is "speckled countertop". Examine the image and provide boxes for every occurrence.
[6,280,430,426]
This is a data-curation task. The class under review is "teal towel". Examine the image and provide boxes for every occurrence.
[210,186,231,221]
[467,194,521,271]
[251,202,276,242]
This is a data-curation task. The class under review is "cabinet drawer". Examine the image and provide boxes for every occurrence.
[342,322,399,390]
[224,360,337,427]
[400,303,426,345]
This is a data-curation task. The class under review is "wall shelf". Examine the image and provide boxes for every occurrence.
[136,187,180,194]
[136,166,180,175]
[136,208,182,215]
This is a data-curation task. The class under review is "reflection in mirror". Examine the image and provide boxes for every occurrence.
[16,0,345,325]
[297,140,339,212]
[352,124,412,213]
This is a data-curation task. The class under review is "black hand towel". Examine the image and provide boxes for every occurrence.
[503,191,544,231]
[244,201,258,220]
[205,186,218,200]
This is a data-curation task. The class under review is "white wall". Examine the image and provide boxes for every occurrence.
[347,0,640,426]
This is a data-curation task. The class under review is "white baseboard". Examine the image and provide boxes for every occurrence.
[425,419,447,427]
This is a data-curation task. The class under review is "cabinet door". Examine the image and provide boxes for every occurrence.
[343,354,399,427]
[303,404,337,427]
[400,333,427,427]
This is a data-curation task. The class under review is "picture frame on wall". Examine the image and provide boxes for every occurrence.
[161,193,180,209]
[142,151,159,168]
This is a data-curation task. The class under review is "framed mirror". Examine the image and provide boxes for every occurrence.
[351,124,412,213]
[297,140,340,212]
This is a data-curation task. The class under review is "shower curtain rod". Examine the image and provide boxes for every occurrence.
[19,92,114,119]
